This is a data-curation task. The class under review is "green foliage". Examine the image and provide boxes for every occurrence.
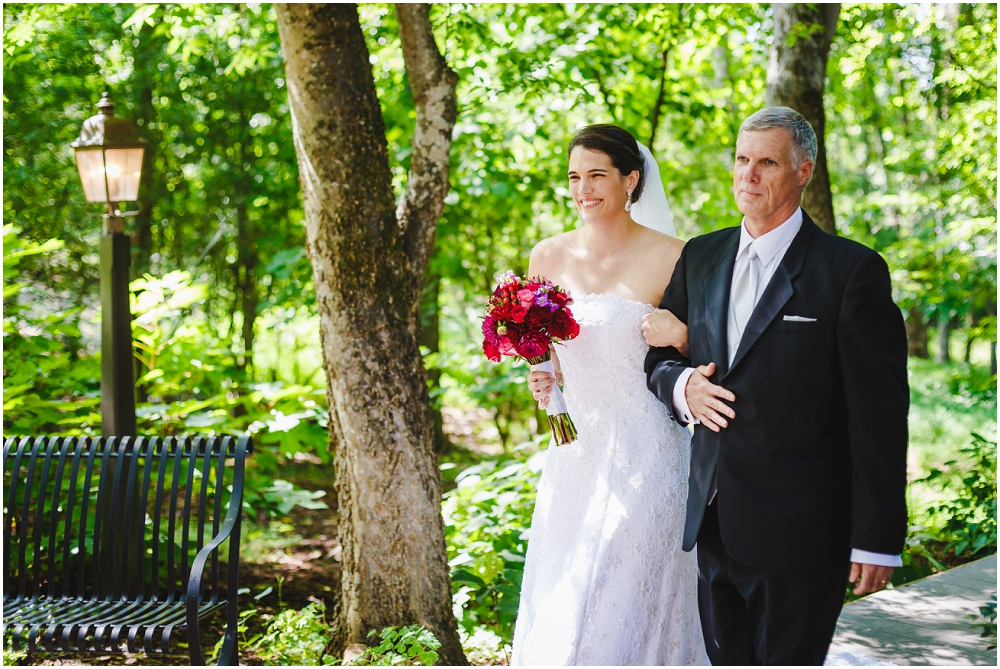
[2,6,996,650]
[907,359,997,469]
[245,478,328,518]
[3,224,99,434]
[5,2,995,462]
[443,451,542,643]
[245,601,335,666]
[351,626,442,666]
[4,224,329,521]
[3,632,27,666]
[458,625,509,665]
[969,595,997,651]
[828,4,996,330]
[918,433,998,558]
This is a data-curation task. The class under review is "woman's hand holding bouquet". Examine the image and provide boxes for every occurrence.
[482,271,580,445]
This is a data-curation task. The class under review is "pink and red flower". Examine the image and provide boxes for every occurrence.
[481,272,580,364]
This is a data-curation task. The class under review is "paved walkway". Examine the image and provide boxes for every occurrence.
[828,554,997,666]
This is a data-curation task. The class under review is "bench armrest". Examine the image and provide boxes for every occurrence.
[184,437,249,665]
[184,511,242,605]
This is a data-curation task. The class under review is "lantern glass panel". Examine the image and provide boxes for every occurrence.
[104,148,144,202]
[75,148,108,203]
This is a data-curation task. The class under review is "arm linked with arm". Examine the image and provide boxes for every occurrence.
[644,242,694,426]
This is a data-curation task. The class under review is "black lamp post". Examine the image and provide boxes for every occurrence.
[72,92,147,438]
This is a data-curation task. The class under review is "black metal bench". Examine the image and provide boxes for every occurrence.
[3,435,252,665]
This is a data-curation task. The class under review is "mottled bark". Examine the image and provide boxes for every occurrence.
[275,3,463,663]
[767,3,840,234]
[395,3,459,279]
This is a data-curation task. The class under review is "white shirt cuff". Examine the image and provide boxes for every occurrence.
[671,367,699,425]
[850,549,902,567]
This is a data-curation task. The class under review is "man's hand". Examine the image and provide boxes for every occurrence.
[684,362,736,432]
[642,308,690,356]
[849,562,894,595]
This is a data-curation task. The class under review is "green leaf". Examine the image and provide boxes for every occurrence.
[123,5,159,34]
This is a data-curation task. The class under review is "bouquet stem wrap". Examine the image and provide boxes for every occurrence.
[528,354,578,446]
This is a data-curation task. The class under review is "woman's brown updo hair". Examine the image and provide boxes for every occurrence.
[567,124,645,203]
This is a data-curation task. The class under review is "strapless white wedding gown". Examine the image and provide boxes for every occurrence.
[510,293,708,666]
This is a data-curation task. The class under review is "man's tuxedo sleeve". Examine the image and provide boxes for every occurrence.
[837,251,910,556]
[645,242,693,426]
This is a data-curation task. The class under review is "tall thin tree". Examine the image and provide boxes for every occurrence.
[767,3,840,234]
[275,3,463,663]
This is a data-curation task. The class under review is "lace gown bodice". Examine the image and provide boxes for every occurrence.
[511,293,708,666]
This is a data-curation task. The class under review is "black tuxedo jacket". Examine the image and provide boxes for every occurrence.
[645,213,909,570]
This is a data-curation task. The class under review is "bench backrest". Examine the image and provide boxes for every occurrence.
[3,435,252,606]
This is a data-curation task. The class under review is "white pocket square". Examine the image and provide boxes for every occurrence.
[783,315,817,322]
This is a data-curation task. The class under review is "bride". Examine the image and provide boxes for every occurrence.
[510,124,709,665]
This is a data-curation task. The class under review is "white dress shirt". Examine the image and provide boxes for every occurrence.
[670,208,901,568]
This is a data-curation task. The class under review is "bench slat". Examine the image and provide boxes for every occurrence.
[2,434,252,665]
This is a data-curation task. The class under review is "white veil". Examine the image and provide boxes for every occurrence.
[629,142,675,237]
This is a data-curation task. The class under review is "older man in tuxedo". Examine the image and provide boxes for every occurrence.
[645,106,909,665]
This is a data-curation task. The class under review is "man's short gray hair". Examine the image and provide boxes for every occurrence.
[738,106,818,168]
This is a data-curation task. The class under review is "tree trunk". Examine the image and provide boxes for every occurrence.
[276,3,463,663]
[936,315,951,364]
[648,44,671,149]
[130,23,163,279]
[421,268,451,454]
[711,31,739,158]
[964,312,976,363]
[906,307,930,359]
[989,301,997,376]
[234,106,257,377]
[767,3,840,234]
[132,83,156,277]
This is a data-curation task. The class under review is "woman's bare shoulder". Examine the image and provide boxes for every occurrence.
[639,227,685,263]
[529,229,579,277]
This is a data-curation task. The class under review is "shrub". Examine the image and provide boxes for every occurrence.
[459,625,509,665]
[245,601,335,665]
[244,478,329,518]
[3,636,27,666]
[969,595,997,651]
[350,625,441,666]
[442,450,542,644]
[918,433,998,559]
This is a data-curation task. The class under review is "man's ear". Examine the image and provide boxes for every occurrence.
[798,159,814,187]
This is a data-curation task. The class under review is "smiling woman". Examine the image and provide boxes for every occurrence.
[526,127,682,307]
[507,124,704,664]
[567,123,645,218]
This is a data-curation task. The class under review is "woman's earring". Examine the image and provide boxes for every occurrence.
[624,188,633,213]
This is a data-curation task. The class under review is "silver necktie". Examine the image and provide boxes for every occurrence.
[732,243,759,338]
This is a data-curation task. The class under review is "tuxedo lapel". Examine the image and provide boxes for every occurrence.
[727,216,818,376]
[703,230,739,378]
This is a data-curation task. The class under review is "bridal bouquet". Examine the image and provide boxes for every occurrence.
[482,271,580,445]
